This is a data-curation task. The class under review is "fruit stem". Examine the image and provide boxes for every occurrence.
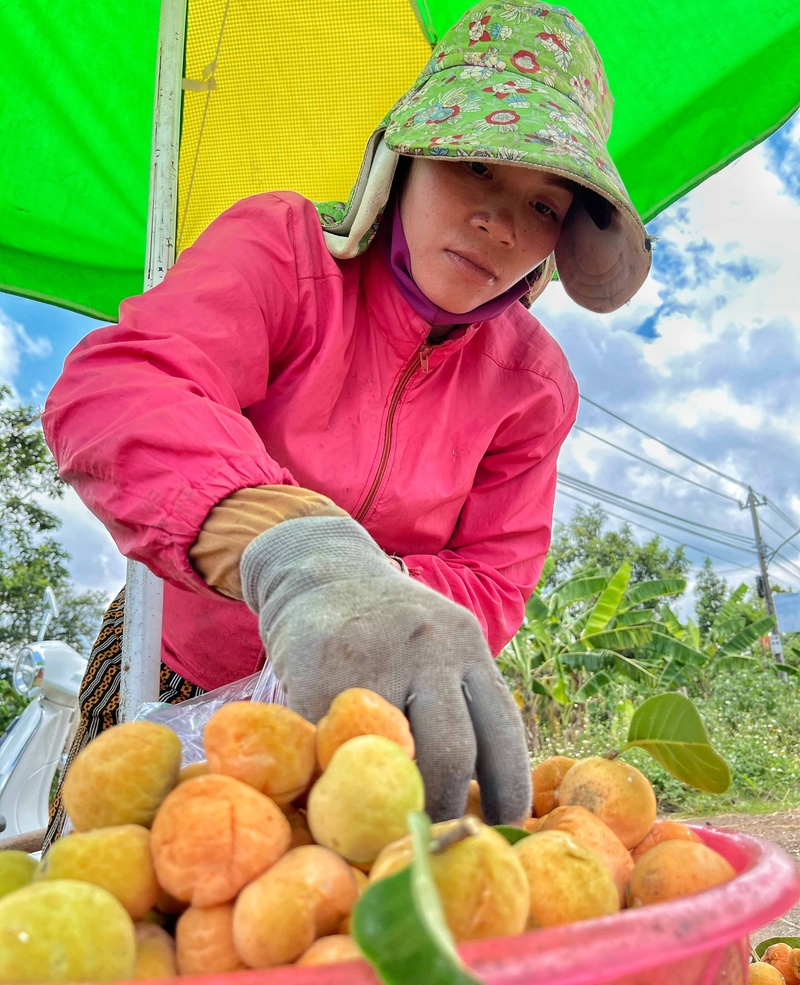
[603,749,620,761]
[429,816,482,854]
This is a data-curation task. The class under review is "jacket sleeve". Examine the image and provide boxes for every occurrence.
[42,193,311,599]
[402,370,578,655]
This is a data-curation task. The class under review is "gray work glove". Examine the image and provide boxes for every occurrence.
[240,515,531,825]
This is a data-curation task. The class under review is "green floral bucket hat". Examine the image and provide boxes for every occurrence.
[318,0,652,313]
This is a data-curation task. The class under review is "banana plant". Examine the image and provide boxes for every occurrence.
[647,584,778,686]
[500,563,687,707]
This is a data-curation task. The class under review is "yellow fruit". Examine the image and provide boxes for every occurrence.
[370,819,529,943]
[296,935,362,966]
[541,805,633,906]
[750,961,788,984]
[234,845,359,968]
[0,852,36,899]
[316,688,415,770]
[178,761,209,784]
[151,773,291,906]
[204,701,316,807]
[631,819,702,862]
[0,879,135,982]
[133,923,177,979]
[627,840,735,907]
[308,735,424,867]
[62,721,181,831]
[37,825,159,920]
[558,756,657,850]
[176,903,246,974]
[514,830,619,927]
[531,756,576,817]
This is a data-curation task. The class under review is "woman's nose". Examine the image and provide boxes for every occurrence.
[471,210,515,246]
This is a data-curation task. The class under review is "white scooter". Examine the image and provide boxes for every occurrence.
[0,589,86,840]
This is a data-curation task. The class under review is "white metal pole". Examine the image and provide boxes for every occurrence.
[119,0,187,722]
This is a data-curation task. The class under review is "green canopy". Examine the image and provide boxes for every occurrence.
[1,0,798,322]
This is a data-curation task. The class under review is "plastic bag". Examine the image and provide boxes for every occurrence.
[135,660,286,764]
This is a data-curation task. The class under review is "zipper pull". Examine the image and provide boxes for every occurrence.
[419,344,432,374]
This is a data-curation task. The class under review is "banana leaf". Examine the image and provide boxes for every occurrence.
[583,563,632,637]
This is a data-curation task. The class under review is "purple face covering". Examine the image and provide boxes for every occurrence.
[380,197,534,328]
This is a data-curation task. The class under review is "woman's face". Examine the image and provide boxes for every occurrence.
[399,158,574,314]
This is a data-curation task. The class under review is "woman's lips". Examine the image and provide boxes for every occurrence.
[444,249,497,286]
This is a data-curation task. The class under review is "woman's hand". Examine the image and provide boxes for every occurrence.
[240,516,531,825]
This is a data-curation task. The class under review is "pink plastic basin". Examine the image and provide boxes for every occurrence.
[148,826,800,985]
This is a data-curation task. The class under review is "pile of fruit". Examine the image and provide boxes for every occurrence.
[751,943,800,983]
[0,688,743,982]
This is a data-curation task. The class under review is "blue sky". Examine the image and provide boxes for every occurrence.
[3,111,800,603]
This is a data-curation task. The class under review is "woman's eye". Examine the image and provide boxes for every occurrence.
[469,162,492,178]
[534,201,556,218]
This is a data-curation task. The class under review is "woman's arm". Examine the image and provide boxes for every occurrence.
[402,372,579,655]
[42,193,318,598]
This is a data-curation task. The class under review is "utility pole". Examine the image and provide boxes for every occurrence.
[744,487,787,680]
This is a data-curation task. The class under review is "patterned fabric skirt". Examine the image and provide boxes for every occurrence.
[44,587,205,850]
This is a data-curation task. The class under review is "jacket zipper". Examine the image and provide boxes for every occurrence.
[353,343,432,523]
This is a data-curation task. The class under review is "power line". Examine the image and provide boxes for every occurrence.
[572,426,741,504]
[559,474,756,550]
[556,490,756,569]
[580,394,751,492]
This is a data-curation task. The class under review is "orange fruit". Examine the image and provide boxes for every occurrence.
[151,773,290,906]
[531,756,576,818]
[763,943,800,985]
[233,845,359,968]
[204,701,316,807]
[176,903,247,974]
[627,840,735,907]
[558,756,657,850]
[631,819,702,862]
[316,688,414,770]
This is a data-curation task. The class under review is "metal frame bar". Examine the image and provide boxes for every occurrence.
[119,0,187,722]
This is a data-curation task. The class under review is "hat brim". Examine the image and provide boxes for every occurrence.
[384,71,651,313]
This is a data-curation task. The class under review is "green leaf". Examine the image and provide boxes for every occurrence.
[649,628,707,667]
[524,592,549,623]
[657,658,690,688]
[658,604,685,638]
[613,609,654,628]
[755,937,800,958]
[716,614,776,658]
[548,573,608,611]
[561,648,655,686]
[582,624,652,651]
[621,693,731,793]
[494,825,532,845]
[574,670,615,702]
[715,583,748,623]
[583,562,632,636]
[716,654,761,672]
[352,812,480,985]
[621,577,686,608]
[528,678,554,699]
[774,663,799,676]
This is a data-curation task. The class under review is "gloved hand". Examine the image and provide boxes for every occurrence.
[240,515,531,824]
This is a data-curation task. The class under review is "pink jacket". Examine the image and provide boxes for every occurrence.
[43,193,578,691]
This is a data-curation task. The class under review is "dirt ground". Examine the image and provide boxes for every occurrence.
[687,811,800,945]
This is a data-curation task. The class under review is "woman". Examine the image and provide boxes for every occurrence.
[42,0,651,840]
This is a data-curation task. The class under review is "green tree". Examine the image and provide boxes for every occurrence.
[693,557,729,638]
[546,504,689,590]
[0,386,106,665]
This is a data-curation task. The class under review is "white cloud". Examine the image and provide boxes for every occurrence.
[45,488,126,598]
[0,309,52,388]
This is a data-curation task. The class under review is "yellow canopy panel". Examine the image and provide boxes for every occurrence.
[177,0,432,252]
